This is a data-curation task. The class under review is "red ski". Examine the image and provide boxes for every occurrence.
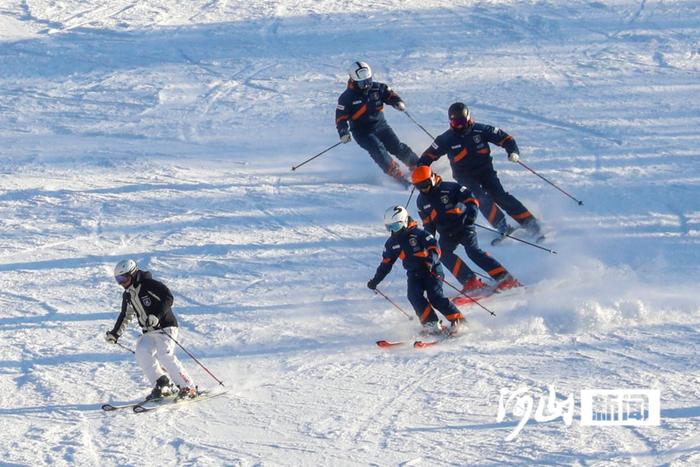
[376,340,408,348]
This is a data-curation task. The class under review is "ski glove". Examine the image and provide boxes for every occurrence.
[105,331,118,344]
[394,101,406,112]
[508,152,520,163]
[146,315,159,328]
[340,131,351,144]
[367,279,378,290]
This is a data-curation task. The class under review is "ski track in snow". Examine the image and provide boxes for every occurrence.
[1,0,700,465]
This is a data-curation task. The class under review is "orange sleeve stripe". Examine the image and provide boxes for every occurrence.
[452,258,462,277]
[352,104,368,120]
[446,208,462,215]
[420,305,433,323]
[399,251,406,260]
[423,152,439,161]
[488,266,506,277]
[466,197,480,207]
[335,115,349,124]
[497,135,513,146]
[478,148,490,155]
[453,148,469,162]
[382,257,392,264]
[512,211,533,220]
[488,204,499,224]
[430,209,438,221]
[413,251,429,258]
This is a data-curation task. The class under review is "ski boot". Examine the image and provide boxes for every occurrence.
[146,375,176,401]
[420,320,445,336]
[491,224,518,246]
[522,218,545,243]
[495,274,522,292]
[177,386,198,399]
[461,276,487,293]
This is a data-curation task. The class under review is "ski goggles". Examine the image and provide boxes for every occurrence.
[449,116,472,130]
[115,274,131,285]
[355,77,372,90]
[414,178,433,191]
[385,221,404,233]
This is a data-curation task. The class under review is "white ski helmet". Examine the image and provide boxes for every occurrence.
[384,205,409,233]
[114,259,138,283]
[348,61,373,89]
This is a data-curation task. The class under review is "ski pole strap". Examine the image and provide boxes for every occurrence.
[517,160,583,206]
[475,223,557,255]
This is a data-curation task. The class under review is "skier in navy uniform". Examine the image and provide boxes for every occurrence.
[417,102,543,242]
[105,259,197,400]
[336,61,419,188]
[367,206,464,334]
[412,166,521,293]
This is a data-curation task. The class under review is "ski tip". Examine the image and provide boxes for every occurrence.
[376,340,405,348]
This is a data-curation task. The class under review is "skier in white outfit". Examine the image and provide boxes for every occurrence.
[105,259,197,400]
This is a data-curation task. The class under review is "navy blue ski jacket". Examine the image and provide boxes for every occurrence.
[417,123,519,175]
[371,220,441,284]
[416,177,480,238]
[335,80,404,136]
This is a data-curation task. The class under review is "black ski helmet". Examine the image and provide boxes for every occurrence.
[448,102,473,133]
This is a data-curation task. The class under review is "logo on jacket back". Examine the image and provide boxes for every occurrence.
[141,296,152,307]
[440,195,450,205]
[473,135,482,144]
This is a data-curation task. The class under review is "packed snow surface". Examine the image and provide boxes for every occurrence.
[0,0,699,465]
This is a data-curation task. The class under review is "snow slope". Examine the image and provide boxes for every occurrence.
[0,0,699,465]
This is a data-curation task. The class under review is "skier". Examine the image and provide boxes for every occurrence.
[412,166,521,293]
[417,102,544,242]
[105,259,197,400]
[367,205,464,334]
[336,61,419,188]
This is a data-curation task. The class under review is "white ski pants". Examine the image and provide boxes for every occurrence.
[135,327,194,388]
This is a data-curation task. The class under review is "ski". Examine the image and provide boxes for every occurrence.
[101,395,177,412]
[132,389,227,413]
[452,287,496,306]
[376,339,408,348]
[414,329,461,348]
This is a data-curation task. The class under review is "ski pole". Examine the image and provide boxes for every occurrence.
[404,111,435,140]
[431,271,496,317]
[517,160,584,206]
[160,330,225,387]
[405,186,416,207]
[116,341,135,354]
[373,287,414,321]
[291,142,342,171]
[475,223,557,255]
